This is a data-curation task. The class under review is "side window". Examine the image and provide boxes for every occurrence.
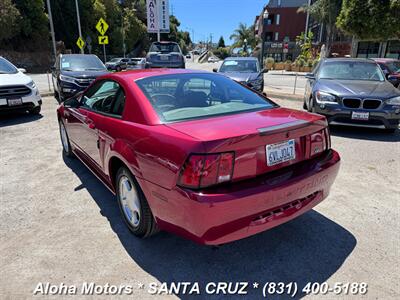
[81,80,120,115]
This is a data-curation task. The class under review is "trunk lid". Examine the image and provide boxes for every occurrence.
[166,108,329,182]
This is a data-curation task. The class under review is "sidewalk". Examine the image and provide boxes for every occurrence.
[267,70,308,76]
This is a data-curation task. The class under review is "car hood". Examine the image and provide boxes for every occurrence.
[316,79,399,98]
[61,70,109,78]
[221,72,260,82]
[0,71,31,86]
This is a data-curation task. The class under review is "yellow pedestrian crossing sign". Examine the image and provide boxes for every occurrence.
[76,37,85,50]
[96,18,109,35]
[98,36,109,45]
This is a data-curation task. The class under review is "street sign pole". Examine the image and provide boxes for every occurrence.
[103,44,106,63]
[156,0,160,42]
[75,0,84,53]
[46,0,57,62]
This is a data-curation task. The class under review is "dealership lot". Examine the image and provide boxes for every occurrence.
[0,96,399,299]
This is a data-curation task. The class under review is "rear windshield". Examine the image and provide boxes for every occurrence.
[136,73,274,122]
[149,43,181,53]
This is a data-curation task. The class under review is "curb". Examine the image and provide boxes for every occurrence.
[40,92,54,98]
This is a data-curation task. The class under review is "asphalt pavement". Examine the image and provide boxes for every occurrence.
[0,96,399,299]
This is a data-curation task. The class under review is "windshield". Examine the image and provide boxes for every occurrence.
[319,61,385,81]
[0,57,18,74]
[109,58,122,63]
[136,73,274,123]
[220,60,259,73]
[149,43,181,53]
[386,61,400,73]
[61,55,106,71]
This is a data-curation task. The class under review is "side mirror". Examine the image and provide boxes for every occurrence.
[305,73,315,79]
[261,68,268,73]
[262,92,267,97]
[18,68,26,73]
[213,68,218,73]
[64,97,80,108]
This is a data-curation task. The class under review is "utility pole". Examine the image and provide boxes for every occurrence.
[75,0,84,53]
[46,0,57,61]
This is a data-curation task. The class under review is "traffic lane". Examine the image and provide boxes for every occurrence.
[0,97,398,299]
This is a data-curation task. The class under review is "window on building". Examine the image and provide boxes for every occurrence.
[276,14,280,25]
[265,32,273,41]
[275,32,279,41]
[385,40,400,60]
[356,42,380,58]
[277,0,282,6]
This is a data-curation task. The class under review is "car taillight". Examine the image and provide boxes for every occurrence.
[178,152,235,189]
[310,129,329,157]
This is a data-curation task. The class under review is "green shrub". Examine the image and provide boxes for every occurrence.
[266,57,275,64]
[295,57,306,67]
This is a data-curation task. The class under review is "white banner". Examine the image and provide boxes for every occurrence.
[159,0,170,33]
[146,0,170,33]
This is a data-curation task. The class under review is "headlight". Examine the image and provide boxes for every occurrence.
[387,96,400,105]
[59,75,76,84]
[315,91,337,103]
[27,80,36,89]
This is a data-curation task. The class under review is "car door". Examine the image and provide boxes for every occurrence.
[65,80,121,169]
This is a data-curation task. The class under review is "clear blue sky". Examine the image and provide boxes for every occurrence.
[170,0,268,45]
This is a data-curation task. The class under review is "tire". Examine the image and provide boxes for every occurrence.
[30,105,41,115]
[59,120,74,157]
[303,100,307,110]
[116,66,122,72]
[116,167,158,238]
[54,90,60,101]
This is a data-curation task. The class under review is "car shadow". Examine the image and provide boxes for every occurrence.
[0,112,43,127]
[63,154,357,299]
[330,125,400,142]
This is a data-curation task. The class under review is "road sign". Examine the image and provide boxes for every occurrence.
[96,17,109,35]
[76,37,85,50]
[98,36,109,45]
[146,0,158,33]
[159,0,170,33]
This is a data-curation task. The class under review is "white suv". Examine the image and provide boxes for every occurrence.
[0,56,42,114]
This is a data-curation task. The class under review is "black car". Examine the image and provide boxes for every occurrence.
[304,58,400,132]
[214,57,267,92]
[105,57,130,71]
[52,54,108,102]
[145,41,185,69]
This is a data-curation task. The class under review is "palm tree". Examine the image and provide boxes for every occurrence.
[230,23,258,53]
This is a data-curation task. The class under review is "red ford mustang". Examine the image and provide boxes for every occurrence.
[57,69,340,245]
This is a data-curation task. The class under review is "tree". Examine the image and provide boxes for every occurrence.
[0,0,21,42]
[230,23,258,51]
[337,0,400,40]
[12,0,49,50]
[298,0,342,57]
[218,36,225,48]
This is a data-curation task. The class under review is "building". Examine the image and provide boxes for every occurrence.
[255,0,308,63]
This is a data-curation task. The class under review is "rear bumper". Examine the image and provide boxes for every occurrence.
[138,149,341,245]
[314,103,400,129]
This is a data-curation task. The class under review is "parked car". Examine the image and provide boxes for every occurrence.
[214,57,266,92]
[126,58,146,70]
[304,58,400,132]
[57,69,340,245]
[0,56,41,114]
[105,57,130,72]
[51,54,109,102]
[208,56,219,63]
[145,41,185,69]
[372,58,400,88]
[185,53,191,59]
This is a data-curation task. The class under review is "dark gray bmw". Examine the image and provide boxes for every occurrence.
[304,58,400,132]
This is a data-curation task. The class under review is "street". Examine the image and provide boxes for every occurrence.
[1,96,399,299]
[29,59,307,98]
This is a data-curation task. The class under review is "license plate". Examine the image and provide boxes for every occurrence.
[351,111,369,120]
[7,98,23,106]
[160,55,169,61]
[266,139,296,166]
